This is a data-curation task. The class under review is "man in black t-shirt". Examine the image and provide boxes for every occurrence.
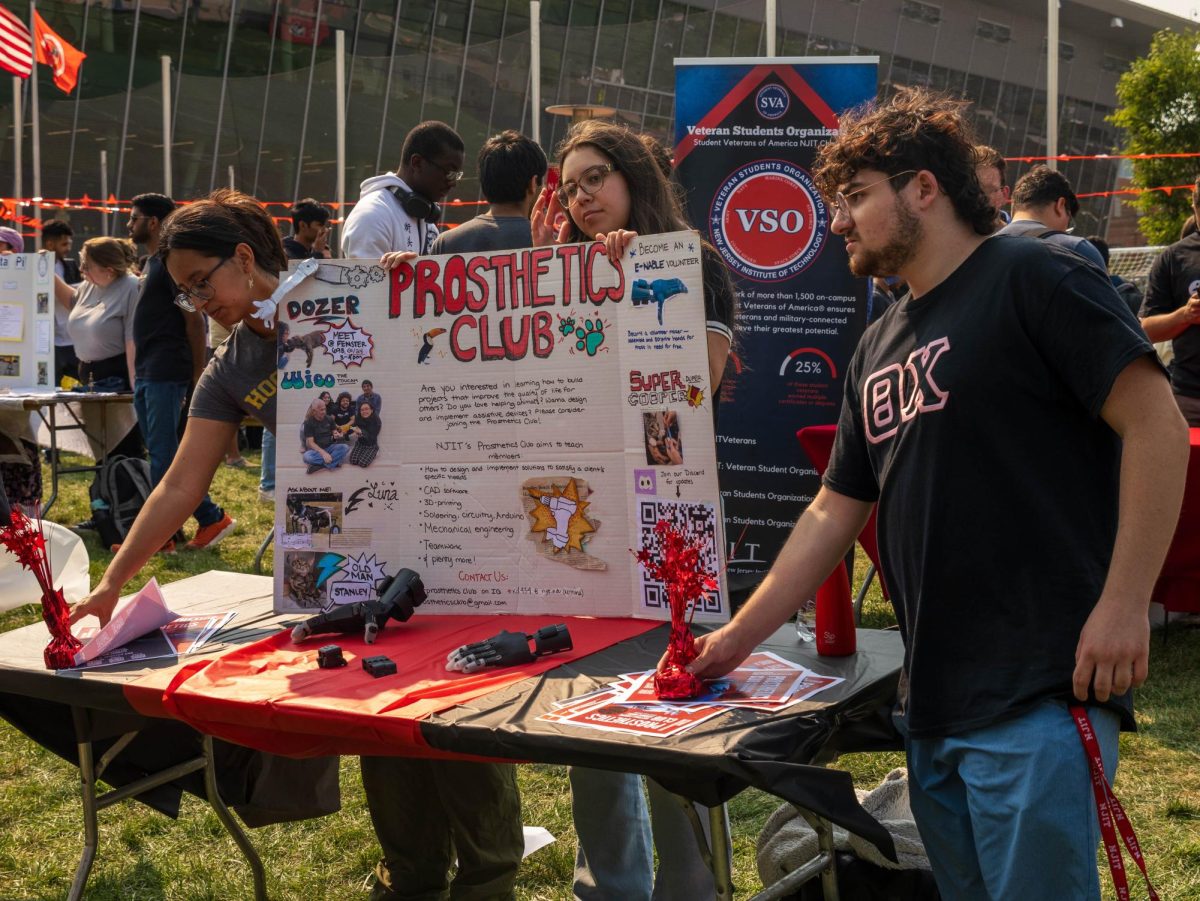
[128,193,235,551]
[283,198,331,260]
[688,89,1187,899]
[1141,176,1200,425]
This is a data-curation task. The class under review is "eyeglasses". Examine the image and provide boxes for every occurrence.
[834,170,918,220]
[422,157,465,183]
[556,164,618,209]
[174,257,231,312]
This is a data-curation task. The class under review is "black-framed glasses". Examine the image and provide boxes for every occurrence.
[834,170,918,220]
[174,257,231,312]
[556,164,617,209]
[421,157,465,183]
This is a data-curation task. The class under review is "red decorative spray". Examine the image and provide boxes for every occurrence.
[0,493,81,669]
[634,519,717,699]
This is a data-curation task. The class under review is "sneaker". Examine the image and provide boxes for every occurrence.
[112,539,175,555]
[259,489,275,503]
[223,457,248,469]
[74,518,97,531]
[307,463,323,475]
[187,514,237,550]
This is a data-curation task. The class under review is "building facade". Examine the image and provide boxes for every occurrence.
[2,0,1191,238]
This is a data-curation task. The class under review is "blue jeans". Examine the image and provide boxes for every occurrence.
[569,767,727,901]
[259,428,275,492]
[134,380,223,528]
[302,443,349,470]
[904,699,1120,901]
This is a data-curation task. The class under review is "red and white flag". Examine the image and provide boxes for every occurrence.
[33,10,85,93]
[0,4,33,79]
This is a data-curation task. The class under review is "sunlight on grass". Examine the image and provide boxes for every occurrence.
[0,460,1196,899]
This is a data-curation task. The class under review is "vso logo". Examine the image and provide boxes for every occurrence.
[709,160,828,282]
[755,84,789,120]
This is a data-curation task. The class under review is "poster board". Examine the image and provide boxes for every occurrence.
[273,232,729,621]
[674,57,878,586]
[0,253,55,388]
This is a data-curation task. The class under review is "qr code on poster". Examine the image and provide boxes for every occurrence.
[638,500,723,614]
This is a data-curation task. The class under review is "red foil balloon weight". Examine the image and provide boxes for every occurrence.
[0,502,82,669]
[634,520,717,700]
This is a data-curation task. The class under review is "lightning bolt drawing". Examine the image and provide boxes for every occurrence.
[315,553,346,588]
[345,487,369,515]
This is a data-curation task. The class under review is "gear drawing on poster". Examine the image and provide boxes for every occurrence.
[522,476,606,570]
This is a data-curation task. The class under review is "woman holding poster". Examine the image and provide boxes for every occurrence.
[532,119,736,392]
[533,120,738,901]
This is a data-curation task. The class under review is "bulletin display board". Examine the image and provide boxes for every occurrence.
[0,253,56,388]
[273,231,729,621]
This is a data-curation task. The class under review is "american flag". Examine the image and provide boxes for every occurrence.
[0,4,33,79]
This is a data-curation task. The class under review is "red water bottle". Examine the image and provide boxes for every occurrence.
[815,561,856,656]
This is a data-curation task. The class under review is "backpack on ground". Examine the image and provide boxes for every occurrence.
[89,455,153,548]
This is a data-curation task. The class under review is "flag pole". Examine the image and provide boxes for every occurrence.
[161,55,172,197]
[99,148,108,236]
[335,28,345,250]
[11,77,21,224]
[29,1,41,226]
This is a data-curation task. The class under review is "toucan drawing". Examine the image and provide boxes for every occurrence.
[418,328,447,364]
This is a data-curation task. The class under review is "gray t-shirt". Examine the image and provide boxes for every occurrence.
[997,218,1107,271]
[430,214,533,255]
[190,322,278,431]
[67,275,139,362]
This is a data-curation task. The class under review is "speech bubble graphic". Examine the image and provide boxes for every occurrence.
[322,318,375,367]
[327,553,390,606]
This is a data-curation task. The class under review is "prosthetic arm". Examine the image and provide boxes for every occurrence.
[291,568,426,644]
[445,623,573,673]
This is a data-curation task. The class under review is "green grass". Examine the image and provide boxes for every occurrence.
[0,452,1197,899]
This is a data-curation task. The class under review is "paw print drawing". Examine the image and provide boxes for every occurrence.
[574,319,606,356]
[558,315,577,337]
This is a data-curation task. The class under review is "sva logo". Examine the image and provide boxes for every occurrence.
[755,84,789,120]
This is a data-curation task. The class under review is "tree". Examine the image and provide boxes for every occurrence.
[1109,28,1200,245]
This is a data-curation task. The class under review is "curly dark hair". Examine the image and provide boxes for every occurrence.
[813,87,996,236]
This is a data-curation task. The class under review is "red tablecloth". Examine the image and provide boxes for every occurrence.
[1150,428,1200,615]
[123,614,658,758]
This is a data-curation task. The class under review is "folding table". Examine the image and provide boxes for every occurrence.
[0,570,904,900]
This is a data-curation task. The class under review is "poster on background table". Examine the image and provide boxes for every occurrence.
[0,253,55,388]
[272,237,729,620]
[673,57,878,588]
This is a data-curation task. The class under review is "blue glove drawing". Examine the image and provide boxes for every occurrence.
[631,278,688,325]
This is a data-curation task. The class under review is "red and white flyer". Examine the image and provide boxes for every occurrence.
[541,695,727,737]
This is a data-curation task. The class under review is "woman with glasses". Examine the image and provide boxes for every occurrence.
[532,119,737,901]
[533,119,735,390]
[68,189,287,628]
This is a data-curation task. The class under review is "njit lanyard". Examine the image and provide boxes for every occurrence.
[1069,706,1158,901]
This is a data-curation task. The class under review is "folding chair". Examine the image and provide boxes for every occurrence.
[796,426,888,624]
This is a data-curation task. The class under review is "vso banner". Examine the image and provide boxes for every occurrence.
[674,57,878,587]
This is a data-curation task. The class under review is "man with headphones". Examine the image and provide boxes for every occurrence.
[341,121,466,259]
